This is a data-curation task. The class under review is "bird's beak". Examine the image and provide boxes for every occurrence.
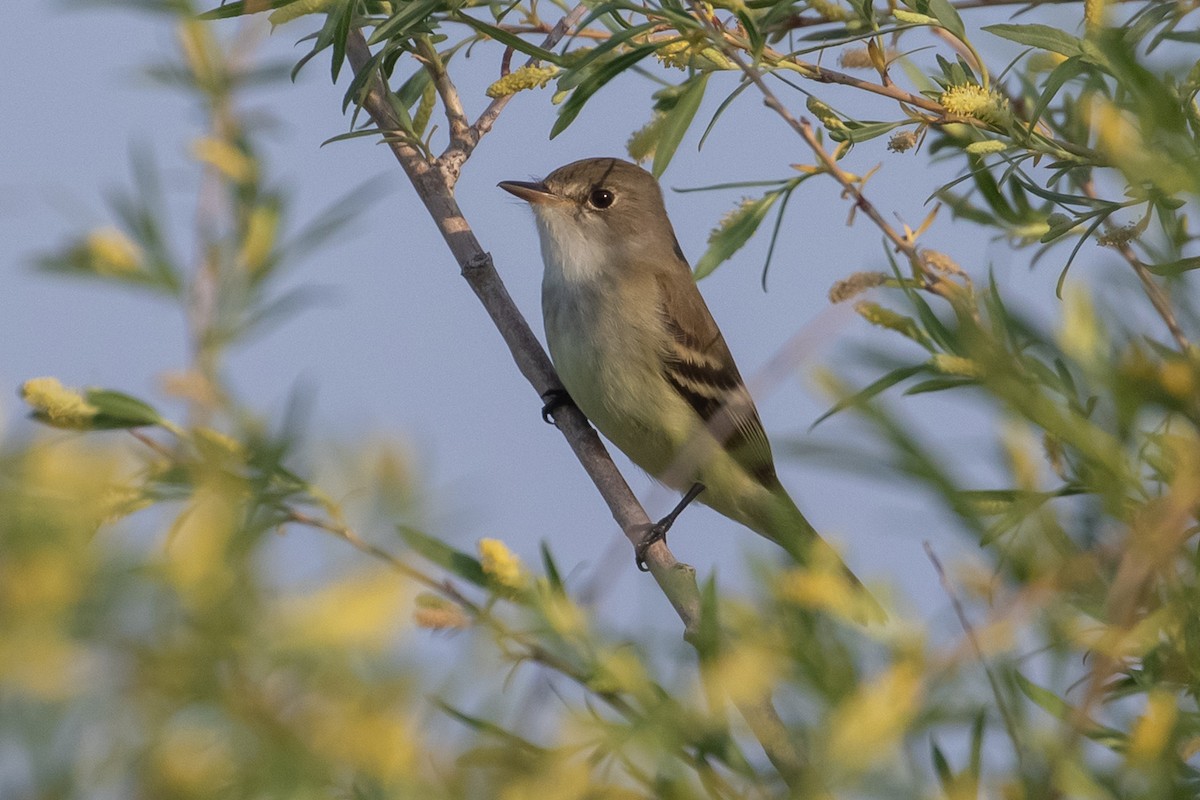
[498,179,557,205]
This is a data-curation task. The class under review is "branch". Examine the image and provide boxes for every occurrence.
[414,37,472,158]
[341,28,703,635]
[1078,182,1190,352]
[727,50,925,271]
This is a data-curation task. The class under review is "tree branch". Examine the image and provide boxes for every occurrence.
[342,28,703,636]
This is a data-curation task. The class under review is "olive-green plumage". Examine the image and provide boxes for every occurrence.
[501,158,872,605]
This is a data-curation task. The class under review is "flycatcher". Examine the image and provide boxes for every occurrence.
[500,157,857,584]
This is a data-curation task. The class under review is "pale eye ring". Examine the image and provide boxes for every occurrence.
[588,188,615,209]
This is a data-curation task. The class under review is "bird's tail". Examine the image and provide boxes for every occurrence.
[748,485,887,624]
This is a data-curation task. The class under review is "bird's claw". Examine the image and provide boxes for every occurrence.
[635,523,668,572]
[541,389,573,424]
[634,482,705,572]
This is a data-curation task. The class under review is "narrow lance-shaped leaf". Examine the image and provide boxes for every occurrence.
[693,191,781,279]
[652,73,709,178]
[983,24,1085,58]
[810,364,929,429]
[198,0,297,20]
[551,45,658,139]
[454,15,565,65]
[398,525,488,587]
[925,0,965,41]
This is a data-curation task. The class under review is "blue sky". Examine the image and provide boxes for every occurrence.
[3,1,1095,629]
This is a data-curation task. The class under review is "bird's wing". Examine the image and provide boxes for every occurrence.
[655,272,779,489]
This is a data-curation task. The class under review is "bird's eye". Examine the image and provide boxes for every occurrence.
[588,188,615,209]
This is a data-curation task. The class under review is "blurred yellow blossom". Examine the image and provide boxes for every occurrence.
[1127,690,1178,763]
[777,542,885,623]
[413,592,470,630]
[828,271,887,303]
[163,481,242,605]
[84,226,143,275]
[21,377,98,428]
[298,695,416,782]
[192,137,256,183]
[705,640,787,706]
[153,717,237,794]
[239,203,279,274]
[479,538,528,591]
[275,568,408,651]
[827,661,924,771]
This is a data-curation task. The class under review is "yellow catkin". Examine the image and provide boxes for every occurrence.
[478,538,527,591]
[940,84,1008,124]
[84,227,143,275]
[268,0,337,26]
[806,95,847,131]
[854,301,922,340]
[20,378,98,427]
[829,271,888,303]
[838,47,874,69]
[485,65,558,98]
[191,137,256,183]
[239,204,279,274]
[965,140,1008,155]
[413,593,470,630]
[921,250,964,275]
[931,354,984,377]
[627,112,666,163]
[808,0,848,21]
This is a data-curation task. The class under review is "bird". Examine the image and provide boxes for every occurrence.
[499,157,867,597]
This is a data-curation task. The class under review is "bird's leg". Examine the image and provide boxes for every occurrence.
[540,388,574,424]
[635,482,705,572]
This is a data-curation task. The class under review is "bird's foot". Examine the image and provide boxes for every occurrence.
[541,389,573,424]
[635,483,705,572]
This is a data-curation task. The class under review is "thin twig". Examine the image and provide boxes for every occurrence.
[415,37,472,153]
[726,50,924,269]
[925,542,1025,767]
[127,428,174,459]
[1074,183,1191,351]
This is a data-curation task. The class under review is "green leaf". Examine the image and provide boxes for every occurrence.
[930,740,954,793]
[553,22,659,92]
[983,24,1084,58]
[367,0,441,46]
[397,525,488,587]
[841,119,908,144]
[652,73,709,178]
[454,15,564,66]
[925,0,965,40]
[540,542,565,595]
[435,700,544,751]
[1014,673,1127,747]
[85,389,164,428]
[311,0,355,83]
[694,573,721,663]
[551,45,657,138]
[1026,56,1086,137]
[904,376,978,395]
[810,364,928,429]
[1144,256,1200,276]
[198,0,297,19]
[693,191,781,279]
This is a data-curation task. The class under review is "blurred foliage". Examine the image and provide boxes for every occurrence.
[6,0,1200,797]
